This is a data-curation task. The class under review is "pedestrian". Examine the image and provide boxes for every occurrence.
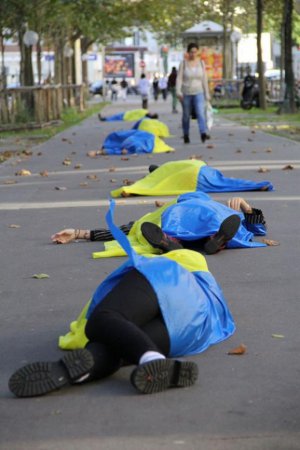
[119,77,128,101]
[176,42,210,144]
[158,75,168,100]
[9,202,235,398]
[111,78,118,101]
[168,66,178,113]
[152,76,159,100]
[138,73,150,109]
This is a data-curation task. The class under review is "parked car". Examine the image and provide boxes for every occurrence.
[89,80,103,95]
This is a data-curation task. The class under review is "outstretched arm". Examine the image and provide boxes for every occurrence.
[227,197,253,213]
[51,229,91,244]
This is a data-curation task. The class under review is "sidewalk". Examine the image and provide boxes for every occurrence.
[1,95,300,450]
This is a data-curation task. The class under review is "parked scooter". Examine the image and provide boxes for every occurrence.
[240,74,259,109]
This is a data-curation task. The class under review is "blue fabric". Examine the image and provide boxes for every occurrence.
[183,93,207,134]
[102,112,125,121]
[86,200,235,357]
[132,119,144,129]
[102,130,154,154]
[161,191,266,249]
[198,165,274,192]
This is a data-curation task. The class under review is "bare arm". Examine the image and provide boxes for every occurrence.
[51,229,91,244]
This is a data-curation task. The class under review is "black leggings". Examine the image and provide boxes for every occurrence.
[85,269,170,380]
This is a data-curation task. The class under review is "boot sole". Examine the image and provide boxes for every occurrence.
[8,349,94,398]
[141,222,182,252]
[131,359,198,394]
[204,214,241,255]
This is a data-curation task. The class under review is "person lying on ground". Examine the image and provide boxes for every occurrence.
[9,201,235,398]
[110,160,273,198]
[51,194,268,257]
[98,108,158,122]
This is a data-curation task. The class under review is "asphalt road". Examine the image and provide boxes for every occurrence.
[1,96,300,450]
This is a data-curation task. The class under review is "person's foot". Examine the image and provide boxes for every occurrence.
[141,222,183,252]
[130,358,198,394]
[8,349,94,398]
[201,133,210,143]
[98,113,106,121]
[146,113,159,119]
[183,134,190,144]
[204,214,241,255]
[148,164,159,173]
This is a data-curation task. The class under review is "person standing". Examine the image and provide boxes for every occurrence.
[168,67,178,113]
[158,75,168,100]
[138,74,150,109]
[176,43,210,144]
[111,78,118,101]
[120,77,128,101]
[152,76,159,101]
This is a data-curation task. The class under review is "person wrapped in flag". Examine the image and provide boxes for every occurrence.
[9,201,235,398]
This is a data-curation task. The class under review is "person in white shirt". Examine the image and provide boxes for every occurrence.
[138,74,150,109]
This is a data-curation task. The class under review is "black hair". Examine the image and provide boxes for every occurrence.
[141,73,146,78]
[187,42,199,52]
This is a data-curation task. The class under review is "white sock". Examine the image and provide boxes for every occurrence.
[139,351,166,365]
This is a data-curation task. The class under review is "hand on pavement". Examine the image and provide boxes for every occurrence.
[51,229,76,244]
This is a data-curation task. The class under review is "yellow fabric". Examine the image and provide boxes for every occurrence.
[123,109,148,121]
[152,136,174,154]
[93,200,175,259]
[137,118,170,138]
[111,159,206,198]
[59,251,209,350]
[58,300,90,350]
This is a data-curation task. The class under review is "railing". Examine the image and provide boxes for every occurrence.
[0,84,86,128]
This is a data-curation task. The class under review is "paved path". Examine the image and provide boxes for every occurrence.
[1,96,300,450]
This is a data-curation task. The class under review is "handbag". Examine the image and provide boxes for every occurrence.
[206,102,214,130]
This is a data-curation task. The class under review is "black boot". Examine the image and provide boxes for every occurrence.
[141,222,183,252]
[204,215,241,255]
[148,164,159,173]
[201,133,210,143]
[183,134,190,144]
[8,349,95,398]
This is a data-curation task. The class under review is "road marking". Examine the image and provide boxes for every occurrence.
[0,195,299,211]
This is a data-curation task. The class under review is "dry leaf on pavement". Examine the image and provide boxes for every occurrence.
[54,186,67,191]
[9,224,21,228]
[87,151,98,158]
[155,201,166,207]
[15,169,31,176]
[109,167,116,172]
[206,144,215,149]
[122,179,134,185]
[74,164,82,169]
[282,164,294,170]
[258,167,270,173]
[86,174,98,180]
[40,170,49,177]
[62,159,71,166]
[32,273,50,279]
[228,344,247,355]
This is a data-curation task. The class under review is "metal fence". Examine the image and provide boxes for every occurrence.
[0,84,86,128]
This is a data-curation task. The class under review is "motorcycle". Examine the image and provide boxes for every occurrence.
[240,75,259,110]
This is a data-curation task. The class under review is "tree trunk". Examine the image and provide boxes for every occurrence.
[257,0,267,109]
[0,34,6,89]
[279,0,296,113]
[37,39,42,84]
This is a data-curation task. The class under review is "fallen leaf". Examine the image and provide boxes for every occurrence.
[262,238,280,246]
[110,178,117,182]
[121,157,129,161]
[272,334,284,339]
[206,144,215,149]
[54,186,67,191]
[62,159,71,166]
[109,167,116,172]
[236,149,242,153]
[86,174,98,180]
[265,147,272,152]
[251,130,256,134]
[74,164,82,169]
[155,201,166,207]
[32,273,49,279]
[258,167,270,173]
[122,179,134,185]
[282,164,294,170]
[9,224,21,228]
[40,170,49,177]
[37,151,43,156]
[23,150,33,156]
[87,151,98,158]
[71,151,76,155]
[228,344,247,355]
[15,169,31,176]
[248,138,253,142]
[208,156,214,159]
[3,179,17,184]
[228,133,234,136]
[80,182,89,187]
[72,132,76,136]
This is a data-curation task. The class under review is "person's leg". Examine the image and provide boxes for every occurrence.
[90,222,134,242]
[182,95,192,142]
[193,93,207,136]
[85,269,168,364]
